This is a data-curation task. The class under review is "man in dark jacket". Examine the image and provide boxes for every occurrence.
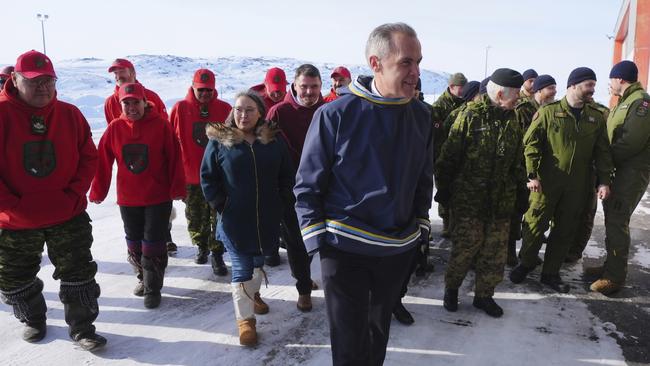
[0,50,106,350]
[294,23,433,365]
[265,64,324,311]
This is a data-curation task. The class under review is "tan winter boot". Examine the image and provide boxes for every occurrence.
[237,318,257,346]
[590,278,622,295]
[252,268,269,315]
[232,281,257,346]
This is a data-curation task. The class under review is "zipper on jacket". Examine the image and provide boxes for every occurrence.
[248,143,263,253]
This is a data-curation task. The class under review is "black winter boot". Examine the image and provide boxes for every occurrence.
[210,251,228,276]
[195,247,209,264]
[392,300,414,325]
[506,239,518,267]
[1,278,47,342]
[509,264,535,284]
[473,296,503,317]
[59,278,106,351]
[264,251,281,267]
[443,288,458,312]
[540,274,570,293]
[142,255,167,309]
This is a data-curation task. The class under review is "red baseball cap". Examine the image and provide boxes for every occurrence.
[330,66,351,80]
[0,66,14,79]
[192,68,216,89]
[14,50,56,79]
[119,83,146,102]
[264,67,287,93]
[108,58,134,73]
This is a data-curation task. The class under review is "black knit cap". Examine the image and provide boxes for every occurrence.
[522,69,538,81]
[461,81,480,102]
[532,74,556,93]
[567,67,596,88]
[479,77,490,94]
[490,68,524,88]
[609,60,638,82]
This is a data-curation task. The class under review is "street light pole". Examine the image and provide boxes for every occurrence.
[484,45,491,78]
[36,13,49,55]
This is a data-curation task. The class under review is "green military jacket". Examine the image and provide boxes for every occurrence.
[607,82,650,169]
[435,94,525,219]
[514,98,539,135]
[432,88,466,181]
[518,90,534,104]
[442,102,470,143]
[524,97,613,187]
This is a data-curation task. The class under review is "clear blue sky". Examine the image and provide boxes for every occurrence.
[4,0,622,101]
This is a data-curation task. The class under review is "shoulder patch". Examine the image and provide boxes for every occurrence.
[637,102,649,117]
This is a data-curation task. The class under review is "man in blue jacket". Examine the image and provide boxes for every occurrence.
[294,22,433,366]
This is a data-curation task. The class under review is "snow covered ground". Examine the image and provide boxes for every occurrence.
[2,159,647,365]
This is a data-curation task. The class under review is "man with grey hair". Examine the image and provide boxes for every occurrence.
[294,22,433,365]
[435,68,526,317]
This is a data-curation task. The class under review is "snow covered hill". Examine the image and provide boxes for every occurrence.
[52,54,449,130]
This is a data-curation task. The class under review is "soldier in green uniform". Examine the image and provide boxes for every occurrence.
[518,69,538,103]
[435,69,525,317]
[432,72,467,237]
[508,75,557,266]
[564,98,610,263]
[589,61,650,294]
[510,67,614,293]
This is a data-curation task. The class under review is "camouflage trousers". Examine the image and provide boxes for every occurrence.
[185,184,222,254]
[445,216,509,297]
[0,211,97,291]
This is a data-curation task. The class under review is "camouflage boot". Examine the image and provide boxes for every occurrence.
[59,278,107,351]
[1,278,47,342]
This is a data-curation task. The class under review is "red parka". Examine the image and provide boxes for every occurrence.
[323,88,339,102]
[0,80,98,229]
[266,85,324,165]
[90,105,185,206]
[170,88,231,184]
[104,82,168,124]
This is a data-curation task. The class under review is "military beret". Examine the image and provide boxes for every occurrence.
[567,67,596,88]
[532,74,556,93]
[522,69,538,81]
[609,60,638,82]
[479,77,490,95]
[490,68,524,88]
[461,81,480,102]
[448,72,468,86]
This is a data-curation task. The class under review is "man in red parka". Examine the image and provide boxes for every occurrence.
[323,66,351,102]
[104,58,168,124]
[249,67,288,111]
[0,50,106,350]
[170,69,231,274]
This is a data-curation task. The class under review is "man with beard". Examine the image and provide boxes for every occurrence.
[519,69,538,102]
[264,64,323,310]
[0,66,14,90]
[324,66,352,102]
[510,67,614,293]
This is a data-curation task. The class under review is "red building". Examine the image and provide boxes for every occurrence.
[613,0,650,94]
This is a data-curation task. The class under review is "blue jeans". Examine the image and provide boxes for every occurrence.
[217,223,264,282]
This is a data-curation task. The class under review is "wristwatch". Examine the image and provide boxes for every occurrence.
[527,172,537,180]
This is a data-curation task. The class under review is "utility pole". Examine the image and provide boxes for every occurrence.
[484,45,491,78]
[36,13,49,55]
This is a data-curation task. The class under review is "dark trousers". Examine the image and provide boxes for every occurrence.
[281,208,312,295]
[320,244,415,366]
[119,201,172,244]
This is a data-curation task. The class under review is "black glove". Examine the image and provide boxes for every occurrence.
[434,189,451,206]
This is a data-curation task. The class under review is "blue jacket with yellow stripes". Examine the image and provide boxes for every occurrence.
[294,76,434,257]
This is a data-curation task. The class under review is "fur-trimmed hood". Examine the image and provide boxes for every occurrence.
[205,121,280,148]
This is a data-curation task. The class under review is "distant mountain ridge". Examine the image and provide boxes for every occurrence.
[51,54,449,129]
